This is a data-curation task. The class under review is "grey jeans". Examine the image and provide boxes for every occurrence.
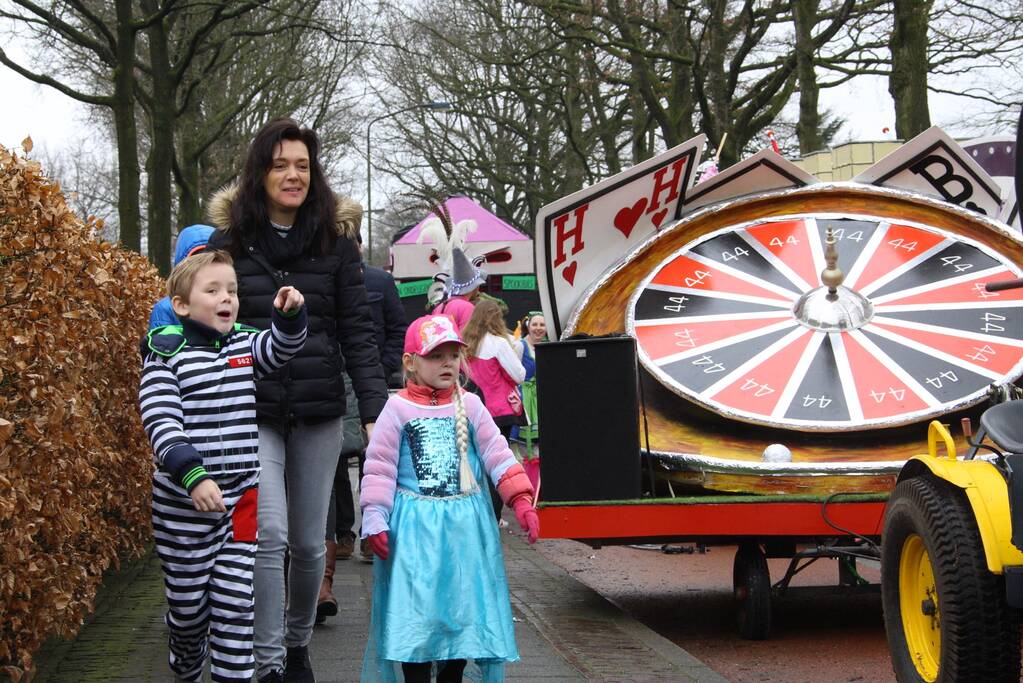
[254,418,342,676]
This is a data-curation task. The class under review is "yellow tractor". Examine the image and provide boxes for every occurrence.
[884,109,1023,682]
[882,277,1023,682]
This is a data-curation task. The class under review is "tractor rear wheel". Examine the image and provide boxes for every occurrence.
[882,475,1020,682]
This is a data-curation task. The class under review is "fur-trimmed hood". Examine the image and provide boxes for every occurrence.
[205,182,362,239]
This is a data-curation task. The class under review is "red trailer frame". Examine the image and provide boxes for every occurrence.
[538,493,887,544]
[536,492,889,639]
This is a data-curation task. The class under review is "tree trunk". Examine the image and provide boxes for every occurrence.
[666,3,695,144]
[561,23,587,194]
[112,0,142,252]
[704,0,734,166]
[794,0,822,154]
[888,0,932,139]
[142,0,175,275]
[175,153,203,228]
[630,78,650,164]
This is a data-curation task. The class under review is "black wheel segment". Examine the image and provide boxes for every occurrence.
[733,542,772,640]
[881,475,1021,682]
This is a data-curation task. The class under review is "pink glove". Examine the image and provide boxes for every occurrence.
[366,531,389,560]
[512,498,539,544]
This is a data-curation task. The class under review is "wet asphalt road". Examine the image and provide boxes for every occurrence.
[534,539,895,683]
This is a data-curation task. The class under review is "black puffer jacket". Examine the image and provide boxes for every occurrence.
[363,263,407,377]
[207,185,387,427]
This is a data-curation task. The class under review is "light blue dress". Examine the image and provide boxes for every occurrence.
[361,416,518,682]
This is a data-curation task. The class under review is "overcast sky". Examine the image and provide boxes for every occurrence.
[0,67,895,150]
[0,53,1012,185]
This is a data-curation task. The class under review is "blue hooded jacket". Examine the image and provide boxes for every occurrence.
[148,224,215,330]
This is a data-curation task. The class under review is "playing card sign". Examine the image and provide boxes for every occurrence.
[855,126,1003,219]
[681,149,818,216]
[535,136,704,339]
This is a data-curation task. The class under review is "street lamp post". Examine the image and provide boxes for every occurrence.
[366,100,452,262]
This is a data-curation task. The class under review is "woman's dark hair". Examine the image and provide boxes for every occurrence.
[226,117,337,255]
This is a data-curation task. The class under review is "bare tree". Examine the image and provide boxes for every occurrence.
[0,0,145,251]
[924,0,1023,132]
[371,0,641,233]
[820,1,1023,138]
[170,0,369,229]
[37,137,120,242]
[2,0,372,273]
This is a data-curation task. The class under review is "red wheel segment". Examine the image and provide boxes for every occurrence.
[634,315,792,363]
[850,223,947,292]
[745,219,818,290]
[648,254,796,303]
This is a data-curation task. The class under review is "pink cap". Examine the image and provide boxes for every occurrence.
[404,314,466,355]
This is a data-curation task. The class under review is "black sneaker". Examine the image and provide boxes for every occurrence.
[284,645,315,683]
[258,671,285,683]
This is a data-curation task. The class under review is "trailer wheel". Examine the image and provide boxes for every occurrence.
[733,543,771,640]
[882,475,1020,682]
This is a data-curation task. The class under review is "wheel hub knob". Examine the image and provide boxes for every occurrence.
[793,227,873,331]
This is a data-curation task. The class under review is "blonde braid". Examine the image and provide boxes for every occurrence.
[452,372,475,493]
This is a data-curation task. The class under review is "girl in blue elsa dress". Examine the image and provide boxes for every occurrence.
[359,314,540,682]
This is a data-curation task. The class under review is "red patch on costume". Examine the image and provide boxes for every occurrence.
[232,487,258,542]
[229,355,253,368]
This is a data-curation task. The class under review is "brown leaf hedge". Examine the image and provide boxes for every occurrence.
[0,144,163,679]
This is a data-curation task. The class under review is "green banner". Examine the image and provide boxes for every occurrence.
[502,275,537,291]
[397,279,433,298]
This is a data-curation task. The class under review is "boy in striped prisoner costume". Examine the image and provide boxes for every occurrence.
[139,250,307,682]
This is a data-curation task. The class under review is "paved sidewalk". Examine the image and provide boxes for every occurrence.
[35,470,727,682]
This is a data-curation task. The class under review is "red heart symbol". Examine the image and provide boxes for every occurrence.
[561,261,577,286]
[651,208,668,229]
[613,198,648,239]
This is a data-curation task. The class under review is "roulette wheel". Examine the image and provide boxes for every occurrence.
[568,183,1023,494]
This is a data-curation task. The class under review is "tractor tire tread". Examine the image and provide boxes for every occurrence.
[882,475,1020,682]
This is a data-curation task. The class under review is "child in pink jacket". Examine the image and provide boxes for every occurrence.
[461,299,526,429]
[359,314,539,682]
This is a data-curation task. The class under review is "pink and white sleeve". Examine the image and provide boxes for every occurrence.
[492,334,526,383]
[359,400,403,536]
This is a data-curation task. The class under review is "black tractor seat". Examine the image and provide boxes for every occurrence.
[980,401,1023,455]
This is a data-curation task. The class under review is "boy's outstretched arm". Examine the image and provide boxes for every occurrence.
[274,285,304,313]
[251,286,308,378]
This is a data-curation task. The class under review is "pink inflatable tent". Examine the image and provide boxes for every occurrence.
[389,196,534,279]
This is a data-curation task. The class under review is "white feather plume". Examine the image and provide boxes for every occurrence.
[418,214,480,271]
[450,219,478,253]
[417,216,453,268]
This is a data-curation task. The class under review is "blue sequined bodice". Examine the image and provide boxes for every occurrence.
[398,417,479,496]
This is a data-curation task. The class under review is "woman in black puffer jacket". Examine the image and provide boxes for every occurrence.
[207,118,387,683]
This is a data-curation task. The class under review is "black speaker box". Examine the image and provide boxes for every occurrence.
[535,336,642,502]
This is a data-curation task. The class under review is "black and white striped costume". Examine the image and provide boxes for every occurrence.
[139,307,306,682]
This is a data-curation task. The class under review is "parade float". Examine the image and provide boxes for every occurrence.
[531,124,1023,648]
[389,195,540,323]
